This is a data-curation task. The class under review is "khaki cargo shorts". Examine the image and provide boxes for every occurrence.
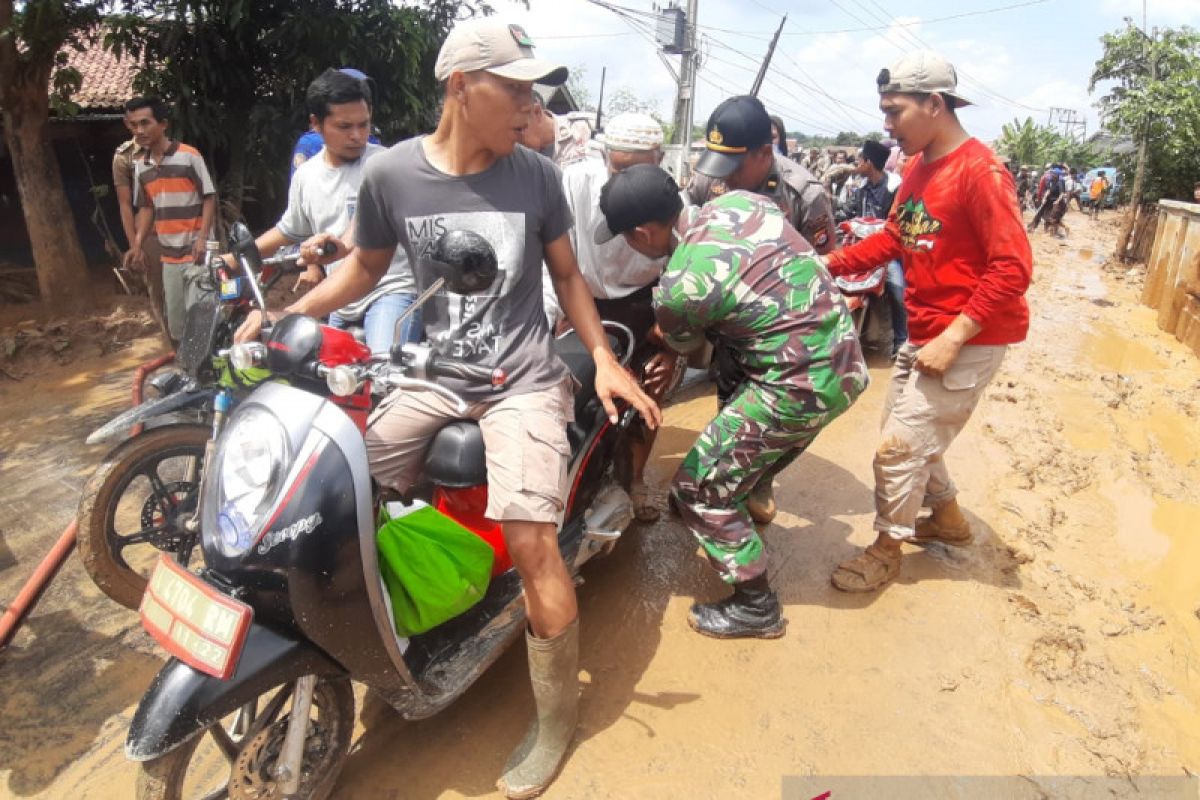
[366,378,576,524]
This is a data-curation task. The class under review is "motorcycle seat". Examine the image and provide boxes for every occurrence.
[422,331,612,489]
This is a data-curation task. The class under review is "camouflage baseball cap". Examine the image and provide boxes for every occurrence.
[435,19,568,85]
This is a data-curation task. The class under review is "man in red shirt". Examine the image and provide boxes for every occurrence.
[823,51,1032,592]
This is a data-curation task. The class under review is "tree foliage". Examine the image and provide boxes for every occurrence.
[104,0,489,222]
[995,117,1101,169]
[1090,22,1200,202]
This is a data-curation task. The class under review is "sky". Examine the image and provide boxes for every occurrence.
[501,0,1200,143]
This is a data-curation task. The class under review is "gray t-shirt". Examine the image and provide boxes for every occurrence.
[355,137,573,400]
[278,144,415,320]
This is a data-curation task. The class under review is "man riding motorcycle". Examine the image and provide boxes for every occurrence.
[236,18,659,799]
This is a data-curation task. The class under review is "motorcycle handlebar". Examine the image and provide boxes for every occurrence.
[261,241,337,272]
[426,353,507,389]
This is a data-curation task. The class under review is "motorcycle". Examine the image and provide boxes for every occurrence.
[123,230,639,799]
[76,227,328,609]
[834,216,892,352]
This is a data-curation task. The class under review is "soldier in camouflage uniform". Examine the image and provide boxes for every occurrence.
[687,96,840,527]
[596,164,869,639]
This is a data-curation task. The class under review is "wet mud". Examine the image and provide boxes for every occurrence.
[1,215,1197,798]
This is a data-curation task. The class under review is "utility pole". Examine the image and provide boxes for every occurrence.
[750,14,786,97]
[669,0,699,182]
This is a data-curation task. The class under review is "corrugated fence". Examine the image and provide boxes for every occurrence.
[1142,200,1200,358]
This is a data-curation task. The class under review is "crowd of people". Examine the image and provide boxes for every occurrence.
[111,20,1032,798]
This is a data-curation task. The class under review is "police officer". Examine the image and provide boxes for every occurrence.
[687,96,840,524]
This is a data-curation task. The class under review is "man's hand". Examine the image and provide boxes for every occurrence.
[292,264,324,294]
[123,248,146,272]
[191,238,208,266]
[297,233,348,268]
[234,308,281,344]
[641,350,680,400]
[594,352,662,429]
[914,314,981,377]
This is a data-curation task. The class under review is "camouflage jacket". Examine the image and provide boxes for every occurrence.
[653,190,868,421]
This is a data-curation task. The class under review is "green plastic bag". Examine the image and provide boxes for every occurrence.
[376,501,494,637]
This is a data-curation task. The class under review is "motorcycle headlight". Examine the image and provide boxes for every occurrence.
[212,406,290,557]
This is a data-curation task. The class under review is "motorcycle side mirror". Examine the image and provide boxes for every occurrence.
[228,222,264,274]
[430,230,498,295]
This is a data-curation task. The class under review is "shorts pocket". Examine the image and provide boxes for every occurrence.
[522,418,571,509]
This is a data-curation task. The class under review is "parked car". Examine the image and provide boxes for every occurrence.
[1080,167,1121,209]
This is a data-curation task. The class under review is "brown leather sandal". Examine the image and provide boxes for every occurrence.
[831,544,902,592]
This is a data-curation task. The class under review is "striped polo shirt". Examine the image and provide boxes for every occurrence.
[136,141,216,265]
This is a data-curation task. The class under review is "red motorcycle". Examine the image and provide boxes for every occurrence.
[834,217,891,349]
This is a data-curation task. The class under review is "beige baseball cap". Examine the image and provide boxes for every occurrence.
[435,19,568,86]
[876,50,973,108]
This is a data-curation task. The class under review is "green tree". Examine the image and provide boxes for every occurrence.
[106,0,489,221]
[1090,22,1200,256]
[0,0,103,308]
[996,117,1059,166]
[834,130,860,146]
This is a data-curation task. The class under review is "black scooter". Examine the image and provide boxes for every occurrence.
[123,231,638,799]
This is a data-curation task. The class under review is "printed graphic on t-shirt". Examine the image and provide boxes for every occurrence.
[895,197,943,251]
[405,210,525,359]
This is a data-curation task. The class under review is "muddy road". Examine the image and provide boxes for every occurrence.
[1,216,1197,799]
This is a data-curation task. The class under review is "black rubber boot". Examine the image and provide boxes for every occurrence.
[687,575,786,639]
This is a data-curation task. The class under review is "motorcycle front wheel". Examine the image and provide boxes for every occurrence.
[77,423,210,609]
[136,675,355,800]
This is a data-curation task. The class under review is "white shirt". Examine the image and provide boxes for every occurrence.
[279,144,415,318]
[543,158,667,327]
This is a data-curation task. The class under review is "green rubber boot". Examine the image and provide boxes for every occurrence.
[497,619,580,799]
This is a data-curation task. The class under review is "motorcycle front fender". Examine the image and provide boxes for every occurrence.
[85,388,212,445]
[125,622,345,762]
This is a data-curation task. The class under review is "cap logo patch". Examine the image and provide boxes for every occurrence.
[509,24,534,47]
[708,127,724,146]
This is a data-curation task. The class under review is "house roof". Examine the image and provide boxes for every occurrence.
[55,39,137,112]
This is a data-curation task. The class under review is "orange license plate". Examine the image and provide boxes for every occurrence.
[141,555,253,680]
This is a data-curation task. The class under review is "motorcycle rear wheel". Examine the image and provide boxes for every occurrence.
[136,675,354,800]
[77,424,210,610]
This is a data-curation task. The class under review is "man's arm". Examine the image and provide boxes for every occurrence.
[797,187,837,255]
[825,214,904,275]
[544,234,660,429]
[190,194,217,264]
[125,206,155,270]
[915,164,1031,377]
[234,245,393,343]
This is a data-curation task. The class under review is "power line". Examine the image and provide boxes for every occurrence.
[853,0,1048,113]
[676,0,1051,39]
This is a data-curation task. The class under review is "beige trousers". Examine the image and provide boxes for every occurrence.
[874,341,1007,540]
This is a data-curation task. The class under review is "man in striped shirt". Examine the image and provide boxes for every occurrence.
[125,97,217,343]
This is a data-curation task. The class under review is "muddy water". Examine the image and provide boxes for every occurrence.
[3,215,1199,798]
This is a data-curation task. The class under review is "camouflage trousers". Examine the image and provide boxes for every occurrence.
[672,383,844,584]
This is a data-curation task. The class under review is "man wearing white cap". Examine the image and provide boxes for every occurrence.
[545,112,677,521]
[823,51,1032,593]
[235,19,660,798]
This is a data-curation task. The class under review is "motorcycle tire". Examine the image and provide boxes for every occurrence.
[136,675,354,800]
[77,423,211,610]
